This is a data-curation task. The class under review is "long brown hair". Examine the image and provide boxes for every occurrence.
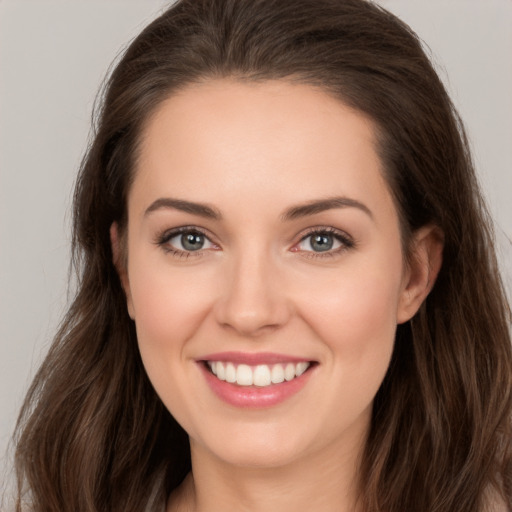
[13,0,512,510]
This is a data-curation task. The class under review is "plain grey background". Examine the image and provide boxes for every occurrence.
[1,0,511,494]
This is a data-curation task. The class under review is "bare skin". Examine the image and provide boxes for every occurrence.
[112,79,442,512]
[167,430,365,512]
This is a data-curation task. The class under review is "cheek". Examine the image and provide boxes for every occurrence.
[297,257,403,372]
[126,258,219,399]
[128,261,213,342]
[304,264,401,332]
[127,262,218,424]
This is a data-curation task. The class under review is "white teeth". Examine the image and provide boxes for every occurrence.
[296,362,309,377]
[271,364,285,384]
[284,363,296,381]
[207,361,311,387]
[225,362,237,383]
[253,365,271,387]
[236,364,253,386]
[216,362,226,381]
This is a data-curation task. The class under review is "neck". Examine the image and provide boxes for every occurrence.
[168,428,366,512]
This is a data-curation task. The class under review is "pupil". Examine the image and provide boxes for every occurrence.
[311,234,333,252]
[181,232,204,251]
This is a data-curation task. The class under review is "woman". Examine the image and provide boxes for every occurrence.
[12,0,512,511]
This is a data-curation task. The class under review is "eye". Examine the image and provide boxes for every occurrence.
[293,228,354,256]
[156,227,217,255]
[170,231,211,251]
[300,233,339,252]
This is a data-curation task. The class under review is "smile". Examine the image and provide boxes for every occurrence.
[206,361,311,387]
[198,352,317,408]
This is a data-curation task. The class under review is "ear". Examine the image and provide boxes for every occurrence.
[397,225,444,324]
[110,223,135,319]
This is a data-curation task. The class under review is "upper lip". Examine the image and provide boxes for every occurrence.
[198,351,315,365]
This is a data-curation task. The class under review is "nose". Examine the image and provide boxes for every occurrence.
[213,249,291,337]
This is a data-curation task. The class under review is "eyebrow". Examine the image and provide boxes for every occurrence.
[281,196,373,221]
[143,195,372,222]
[144,198,222,220]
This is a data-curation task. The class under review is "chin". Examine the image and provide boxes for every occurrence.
[191,422,312,469]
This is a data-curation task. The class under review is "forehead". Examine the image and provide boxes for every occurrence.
[132,79,396,223]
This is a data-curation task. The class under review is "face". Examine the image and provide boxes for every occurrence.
[116,80,431,470]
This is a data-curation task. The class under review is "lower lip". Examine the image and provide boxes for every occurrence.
[199,363,314,408]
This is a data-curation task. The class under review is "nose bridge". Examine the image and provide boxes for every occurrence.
[214,243,289,336]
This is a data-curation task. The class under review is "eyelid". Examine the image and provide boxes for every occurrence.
[154,225,219,256]
[291,226,355,256]
[154,224,355,258]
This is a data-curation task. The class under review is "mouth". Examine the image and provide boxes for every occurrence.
[204,360,313,387]
[196,352,318,408]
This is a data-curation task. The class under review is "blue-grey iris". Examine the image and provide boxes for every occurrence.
[310,234,333,252]
[182,232,204,251]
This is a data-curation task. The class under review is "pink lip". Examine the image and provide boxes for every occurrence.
[197,357,316,409]
[198,351,312,365]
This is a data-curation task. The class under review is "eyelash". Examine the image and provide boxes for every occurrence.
[154,226,215,259]
[154,225,355,259]
[293,226,355,259]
